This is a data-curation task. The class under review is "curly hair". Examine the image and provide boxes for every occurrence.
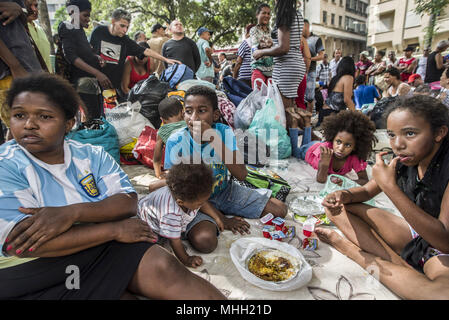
[320,110,378,160]
[6,73,81,120]
[166,163,214,202]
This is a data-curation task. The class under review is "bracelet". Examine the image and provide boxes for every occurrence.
[343,189,354,203]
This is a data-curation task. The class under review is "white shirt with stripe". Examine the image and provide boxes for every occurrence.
[0,139,135,267]
[138,186,199,239]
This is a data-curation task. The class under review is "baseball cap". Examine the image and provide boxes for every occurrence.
[404,46,415,52]
[408,74,421,84]
[197,27,213,36]
[151,23,166,33]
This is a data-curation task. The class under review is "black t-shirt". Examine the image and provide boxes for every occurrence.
[398,139,449,272]
[58,21,100,83]
[90,25,145,89]
[307,35,324,73]
[162,37,201,73]
[0,0,42,80]
[424,51,444,83]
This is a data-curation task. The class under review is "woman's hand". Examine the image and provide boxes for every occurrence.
[6,206,77,255]
[113,218,158,244]
[372,152,400,191]
[223,216,251,235]
[252,50,263,60]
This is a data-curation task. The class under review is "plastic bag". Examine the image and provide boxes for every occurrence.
[132,125,163,169]
[105,101,154,148]
[230,237,312,292]
[177,79,216,91]
[234,79,268,130]
[267,81,286,128]
[67,118,120,164]
[248,98,292,159]
[127,75,171,129]
[319,174,376,206]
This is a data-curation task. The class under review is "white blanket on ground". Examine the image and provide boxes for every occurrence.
[123,158,401,300]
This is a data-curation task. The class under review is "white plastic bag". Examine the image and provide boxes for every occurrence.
[234,79,268,130]
[230,237,312,292]
[105,101,154,147]
[267,80,286,129]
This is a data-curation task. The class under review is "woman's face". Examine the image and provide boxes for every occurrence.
[384,73,394,86]
[79,10,91,29]
[9,92,74,164]
[257,7,271,26]
[375,53,383,61]
[440,70,449,89]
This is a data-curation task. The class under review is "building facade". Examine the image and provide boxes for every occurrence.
[46,0,66,29]
[367,0,449,54]
[303,0,369,58]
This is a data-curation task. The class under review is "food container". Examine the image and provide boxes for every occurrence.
[272,217,285,231]
[260,213,275,226]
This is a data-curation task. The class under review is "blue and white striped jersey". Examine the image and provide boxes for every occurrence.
[0,139,135,266]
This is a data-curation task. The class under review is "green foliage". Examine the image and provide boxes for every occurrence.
[414,0,449,47]
[52,6,69,34]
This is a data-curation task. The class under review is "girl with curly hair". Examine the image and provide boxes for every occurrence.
[292,110,377,185]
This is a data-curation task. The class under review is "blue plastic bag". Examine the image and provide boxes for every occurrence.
[248,99,292,160]
[67,118,120,164]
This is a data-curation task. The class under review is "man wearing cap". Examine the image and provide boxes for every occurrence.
[162,20,201,74]
[425,40,449,84]
[196,27,214,83]
[148,23,169,76]
[408,73,424,89]
[397,46,417,82]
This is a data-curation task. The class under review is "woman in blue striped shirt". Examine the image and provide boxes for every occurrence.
[0,73,225,300]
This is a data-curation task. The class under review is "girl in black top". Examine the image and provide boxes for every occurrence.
[315,95,449,300]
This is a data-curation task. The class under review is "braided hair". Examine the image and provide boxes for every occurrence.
[274,0,297,31]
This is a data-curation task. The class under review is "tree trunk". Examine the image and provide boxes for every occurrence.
[38,0,55,55]
[426,13,436,49]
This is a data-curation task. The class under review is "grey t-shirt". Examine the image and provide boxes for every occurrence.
[307,35,324,73]
[0,0,42,80]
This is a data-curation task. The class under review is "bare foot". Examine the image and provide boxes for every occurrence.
[286,107,302,120]
[315,227,352,256]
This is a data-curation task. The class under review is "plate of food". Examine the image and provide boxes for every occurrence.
[230,237,312,291]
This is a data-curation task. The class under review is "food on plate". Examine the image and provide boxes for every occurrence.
[247,249,299,282]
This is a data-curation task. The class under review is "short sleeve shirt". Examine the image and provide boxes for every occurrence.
[138,186,199,239]
[164,124,238,197]
[0,140,135,267]
[305,141,367,175]
[196,38,214,79]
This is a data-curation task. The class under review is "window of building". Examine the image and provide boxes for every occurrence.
[331,13,335,25]
[323,11,327,24]
[377,12,394,33]
[339,15,343,27]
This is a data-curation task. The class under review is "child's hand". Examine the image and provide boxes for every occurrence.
[183,255,203,268]
[223,216,251,235]
[320,146,333,165]
[372,152,400,191]
[322,191,351,215]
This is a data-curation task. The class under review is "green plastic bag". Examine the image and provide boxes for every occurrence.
[248,98,292,160]
[319,174,376,206]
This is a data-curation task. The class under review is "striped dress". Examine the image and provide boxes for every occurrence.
[272,10,307,99]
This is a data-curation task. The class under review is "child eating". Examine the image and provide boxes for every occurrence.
[290,110,377,185]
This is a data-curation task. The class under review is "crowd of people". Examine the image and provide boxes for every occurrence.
[0,0,448,300]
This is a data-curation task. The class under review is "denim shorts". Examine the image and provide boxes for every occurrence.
[185,181,272,236]
[305,71,317,102]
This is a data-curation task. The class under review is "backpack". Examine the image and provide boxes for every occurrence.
[231,165,291,202]
[369,96,397,129]
[128,75,171,129]
[160,64,195,89]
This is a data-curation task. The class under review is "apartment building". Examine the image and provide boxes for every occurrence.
[303,0,369,58]
[368,0,449,54]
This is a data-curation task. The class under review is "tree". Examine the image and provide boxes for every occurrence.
[38,0,55,54]
[414,0,449,48]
